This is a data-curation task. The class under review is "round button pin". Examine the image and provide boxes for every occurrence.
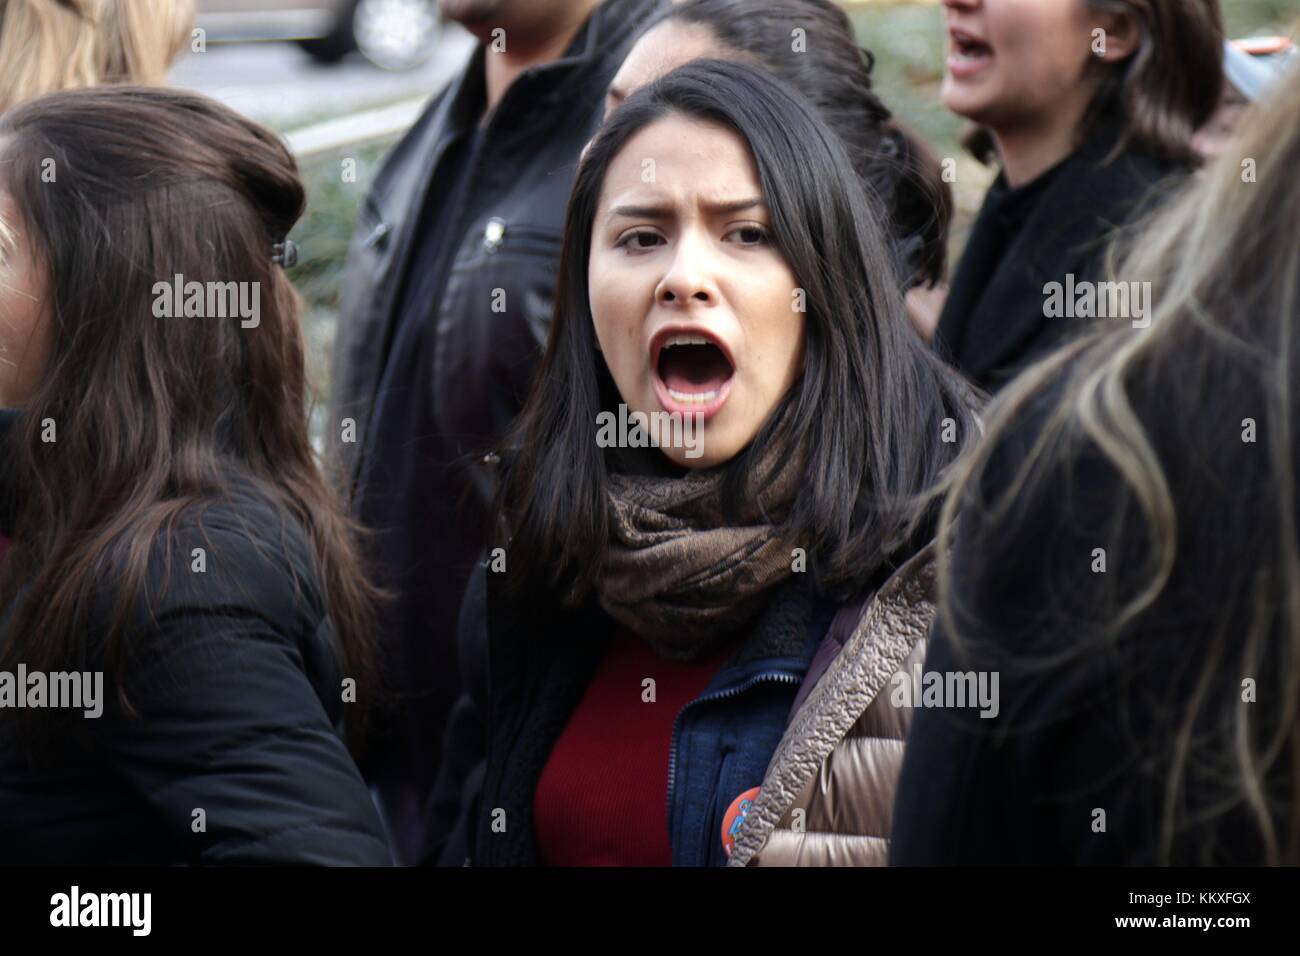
[721,786,761,857]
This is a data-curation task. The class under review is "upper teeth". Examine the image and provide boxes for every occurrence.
[663,335,711,348]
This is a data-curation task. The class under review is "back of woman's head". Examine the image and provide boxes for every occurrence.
[0,0,193,114]
[0,85,376,743]
[1084,0,1225,164]
[939,73,1300,863]
[654,0,950,287]
[1,85,306,485]
[505,58,979,604]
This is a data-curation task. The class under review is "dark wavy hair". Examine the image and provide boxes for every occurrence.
[501,59,980,605]
[0,86,379,747]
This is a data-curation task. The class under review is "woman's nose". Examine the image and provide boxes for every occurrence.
[657,282,713,306]
[655,236,717,307]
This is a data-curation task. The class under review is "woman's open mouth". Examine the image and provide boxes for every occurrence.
[650,328,736,420]
[948,28,993,78]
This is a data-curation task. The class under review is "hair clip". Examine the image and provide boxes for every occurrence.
[271,239,299,268]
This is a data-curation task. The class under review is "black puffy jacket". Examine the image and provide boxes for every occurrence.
[0,411,391,865]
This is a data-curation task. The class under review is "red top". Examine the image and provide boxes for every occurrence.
[533,626,734,867]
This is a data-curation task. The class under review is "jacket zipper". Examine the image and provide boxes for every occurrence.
[665,670,802,865]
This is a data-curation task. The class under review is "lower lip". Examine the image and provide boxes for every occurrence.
[652,375,734,422]
[947,49,993,79]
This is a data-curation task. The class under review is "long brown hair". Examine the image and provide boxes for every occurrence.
[0,86,379,747]
[1083,0,1224,164]
[937,73,1300,863]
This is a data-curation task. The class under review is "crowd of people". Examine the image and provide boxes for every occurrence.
[0,0,1298,867]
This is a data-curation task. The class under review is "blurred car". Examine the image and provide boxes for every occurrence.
[196,0,444,70]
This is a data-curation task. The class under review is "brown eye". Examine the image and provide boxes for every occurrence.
[726,225,770,245]
[618,230,664,251]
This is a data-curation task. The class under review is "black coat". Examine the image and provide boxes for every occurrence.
[935,126,1186,393]
[325,0,662,860]
[0,412,391,865]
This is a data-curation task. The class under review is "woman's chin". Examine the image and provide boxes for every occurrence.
[664,446,725,471]
[663,422,749,471]
[940,81,988,124]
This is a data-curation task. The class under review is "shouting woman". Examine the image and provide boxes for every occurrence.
[429,59,980,867]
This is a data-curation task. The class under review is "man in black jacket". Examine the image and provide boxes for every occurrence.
[328,0,663,864]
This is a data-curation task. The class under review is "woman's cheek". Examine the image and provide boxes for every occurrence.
[588,256,624,355]
[590,264,645,404]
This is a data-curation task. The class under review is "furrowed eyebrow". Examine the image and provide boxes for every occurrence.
[606,203,673,222]
[605,197,766,224]
[702,197,766,216]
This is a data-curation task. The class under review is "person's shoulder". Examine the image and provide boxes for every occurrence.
[1086,133,1191,215]
[1004,352,1119,463]
[1110,149,1190,225]
[874,543,939,617]
[835,543,939,662]
[129,479,325,639]
[367,59,475,195]
[1036,125,1187,236]
[969,364,1123,534]
[950,362,1133,650]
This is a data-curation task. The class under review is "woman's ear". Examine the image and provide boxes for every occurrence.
[1093,11,1141,65]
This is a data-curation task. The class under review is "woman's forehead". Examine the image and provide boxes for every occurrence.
[597,116,760,210]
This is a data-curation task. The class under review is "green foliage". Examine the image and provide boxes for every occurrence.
[284,141,391,405]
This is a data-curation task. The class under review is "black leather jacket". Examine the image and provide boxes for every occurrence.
[326,0,663,861]
[328,0,661,491]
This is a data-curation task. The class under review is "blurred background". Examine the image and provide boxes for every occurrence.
[166,0,1300,436]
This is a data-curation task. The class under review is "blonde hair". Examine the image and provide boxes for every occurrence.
[0,0,194,114]
[936,73,1300,863]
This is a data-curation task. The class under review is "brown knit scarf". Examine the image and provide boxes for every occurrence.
[594,453,804,661]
